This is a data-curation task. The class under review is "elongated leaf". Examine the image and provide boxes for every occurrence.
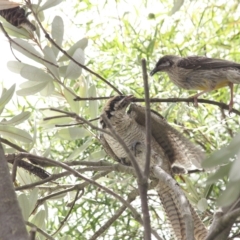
[11,38,43,63]
[17,81,48,96]
[1,111,31,125]
[31,210,46,229]
[43,46,60,79]
[18,194,30,221]
[0,84,15,109]
[88,84,98,119]
[67,138,92,160]
[217,181,240,207]
[40,81,55,97]
[206,163,231,184]
[58,38,88,62]
[51,16,64,57]
[88,150,106,161]
[0,17,31,39]
[57,127,90,140]
[20,65,53,82]
[64,48,85,79]
[0,125,32,143]
[7,61,27,74]
[64,88,80,114]
[39,0,63,11]
[29,188,39,214]
[229,152,240,182]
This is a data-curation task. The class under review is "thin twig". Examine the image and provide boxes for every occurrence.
[0,23,58,67]
[26,3,122,95]
[26,221,55,240]
[141,58,152,240]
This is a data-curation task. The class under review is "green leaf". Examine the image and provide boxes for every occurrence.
[58,38,88,62]
[57,127,90,140]
[0,84,15,110]
[206,163,232,184]
[29,188,39,214]
[64,88,80,114]
[197,198,208,212]
[11,39,43,63]
[229,152,240,182]
[67,138,92,160]
[43,46,60,79]
[31,209,46,229]
[17,81,49,96]
[20,65,54,82]
[39,0,63,11]
[88,150,106,161]
[51,16,64,57]
[0,17,31,39]
[64,48,85,79]
[18,194,31,221]
[7,61,28,74]
[0,111,31,125]
[40,81,55,96]
[88,84,98,119]
[217,181,240,207]
[0,125,32,143]
[202,132,240,168]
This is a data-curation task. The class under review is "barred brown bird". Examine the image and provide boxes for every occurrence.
[100,96,207,240]
[150,55,240,111]
[0,6,36,32]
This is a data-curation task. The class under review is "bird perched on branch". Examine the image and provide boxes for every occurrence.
[150,55,240,112]
[0,6,36,32]
[100,95,207,240]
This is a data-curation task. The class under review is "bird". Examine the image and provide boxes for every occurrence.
[0,6,36,32]
[99,95,207,240]
[150,55,240,112]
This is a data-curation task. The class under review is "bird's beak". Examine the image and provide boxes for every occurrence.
[150,67,158,76]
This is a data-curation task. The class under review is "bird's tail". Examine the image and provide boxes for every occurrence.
[156,182,207,240]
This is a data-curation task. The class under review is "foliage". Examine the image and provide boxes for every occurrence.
[1,0,240,239]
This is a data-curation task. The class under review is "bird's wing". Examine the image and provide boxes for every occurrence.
[177,56,240,70]
[128,104,204,170]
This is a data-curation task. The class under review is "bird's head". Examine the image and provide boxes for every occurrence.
[100,95,134,128]
[150,55,180,76]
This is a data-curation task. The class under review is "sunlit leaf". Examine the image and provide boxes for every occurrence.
[88,84,98,119]
[88,150,106,160]
[0,17,31,38]
[7,61,27,74]
[11,39,43,63]
[29,188,39,214]
[0,125,32,143]
[18,194,30,221]
[39,0,63,11]
[43,46,60,79]
[64,48,85,79]
[58,38,88,62]
[20,65,54,82]
[40,81,55,96]
[64,88,80,114]
[57,127,90,140]
[217,181,240,207]
[0,111,31,125]
[170,0,185,15]
[17,81,48,96]
[51,16,64,57]
[197,198,208,212]
[0,84,15,110]
[31,209,46,229]
[206,163,232,184]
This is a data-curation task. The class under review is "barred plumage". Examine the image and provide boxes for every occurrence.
[100,96,207,240]
[0,6,36,31]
